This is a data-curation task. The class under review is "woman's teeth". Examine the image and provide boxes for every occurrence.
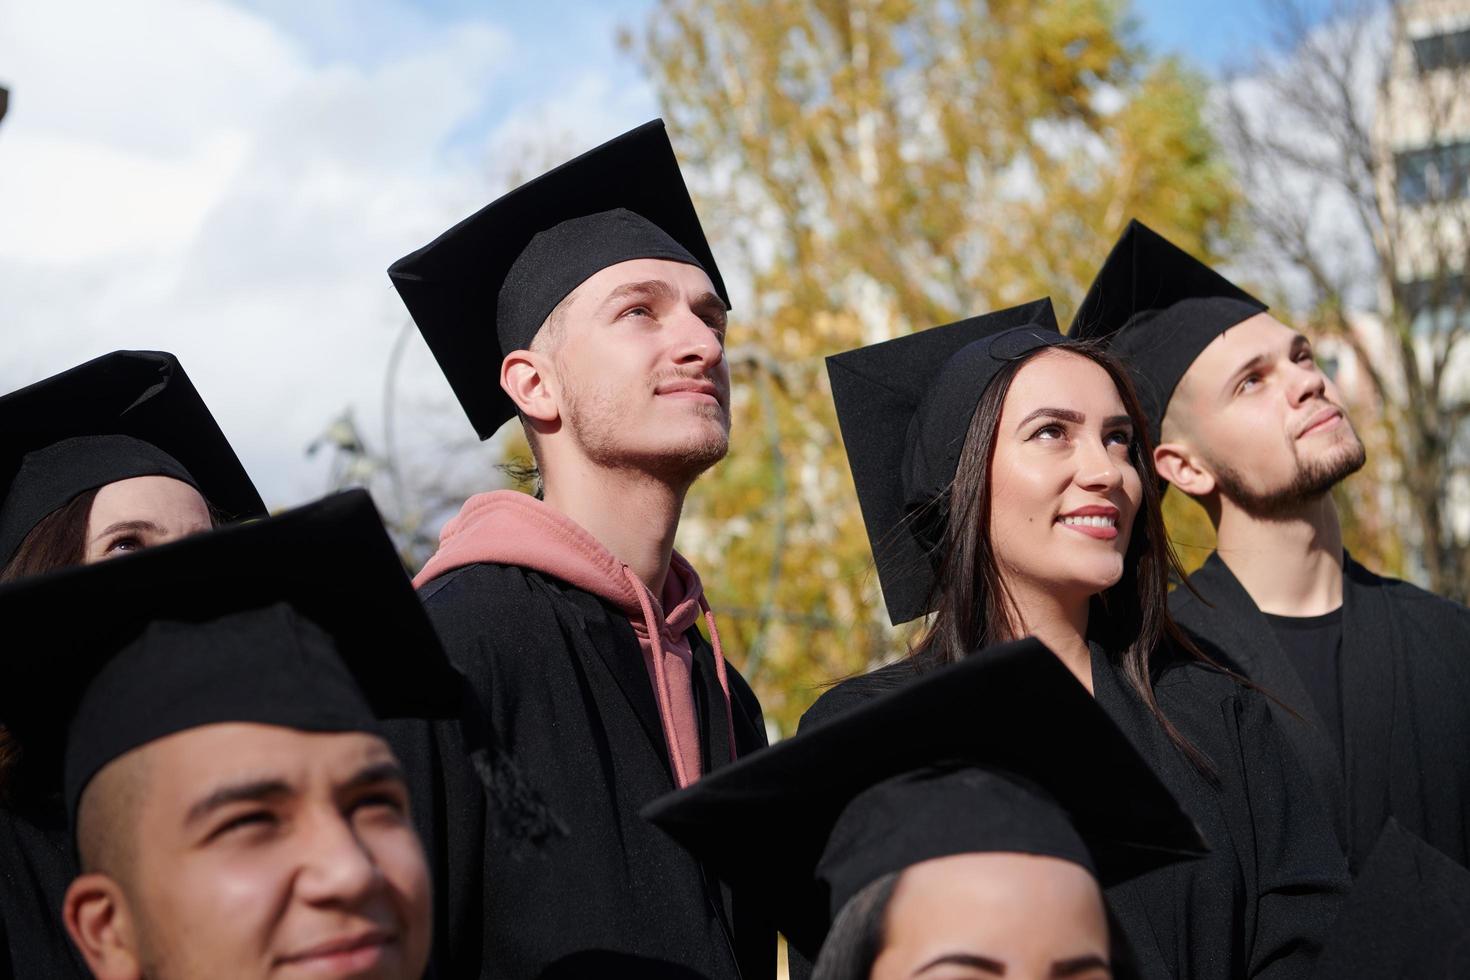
[1058,515,1117,528]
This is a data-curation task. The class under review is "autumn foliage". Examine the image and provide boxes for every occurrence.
[623,0,1242,733]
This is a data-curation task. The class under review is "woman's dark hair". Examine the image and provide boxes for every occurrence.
[811,871,901,980]
[908,341,1218,777]
[0,484,229,584]
[0,486,100,584]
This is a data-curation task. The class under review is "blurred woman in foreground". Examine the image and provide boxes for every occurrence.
[646,634,1207,980]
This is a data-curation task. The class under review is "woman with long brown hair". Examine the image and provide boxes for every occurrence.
[0,350,264,979]
[801,299,1349,979]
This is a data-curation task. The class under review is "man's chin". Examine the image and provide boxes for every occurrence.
[622,434,730,483]
[669,435,730,476]
[674,416,730,458]
[1215,439,1366,519]
[1300,434,1366,488]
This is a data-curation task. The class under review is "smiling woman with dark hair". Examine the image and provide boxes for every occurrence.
[798,300,1351,980]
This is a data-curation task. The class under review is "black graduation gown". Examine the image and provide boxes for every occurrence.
[1171,552,1470,872]
[387,562,773,980]
[0,797,89,979]
[790,646,1348,980]
[1308,818,1470,978]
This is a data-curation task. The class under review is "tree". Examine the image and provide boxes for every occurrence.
[1215,0,1469,594]
[625,0,1241,732]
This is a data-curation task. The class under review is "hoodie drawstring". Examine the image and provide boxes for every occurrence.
[625,565,696,789]
[623,567,739,788]
[699,596,738,766]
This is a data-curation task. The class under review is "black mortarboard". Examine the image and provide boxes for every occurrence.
[644,638,1206,960]
[826,299,1063,625]
[1309,819,1470,979]
[0,489,460,830]
[0,350,266,565]
[389,119,728,440]
[1068,220,1267,441]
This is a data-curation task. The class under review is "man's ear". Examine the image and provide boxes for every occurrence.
[1154,441,1217,499]
[500,351,560,426]
[64,873,142,980]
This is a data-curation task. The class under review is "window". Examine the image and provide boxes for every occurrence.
[1412,27,1470,72]
[1396,141,1470,205]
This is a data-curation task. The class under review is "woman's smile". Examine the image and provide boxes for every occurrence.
[1055,504,1121,540]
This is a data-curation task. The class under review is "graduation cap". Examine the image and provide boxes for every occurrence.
[643,638,1207,961]
[827,299,1063,625]
[1068,220,1267,441]
[0,350,265,566]
[388,119,728,440]
[0,489,461,830]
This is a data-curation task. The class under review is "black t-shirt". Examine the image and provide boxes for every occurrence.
[1263,607,1344,757]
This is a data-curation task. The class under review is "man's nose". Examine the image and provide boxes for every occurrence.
[1286,355,1327,405]
[295,812,382,906]
[670,307,725,368]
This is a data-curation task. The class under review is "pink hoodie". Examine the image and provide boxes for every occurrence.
[414,490,735,788]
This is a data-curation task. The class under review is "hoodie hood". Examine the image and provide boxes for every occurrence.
[415,490,735,786]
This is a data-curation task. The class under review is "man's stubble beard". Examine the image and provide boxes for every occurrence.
[1210,419,1367,520]
[562,374,729,485]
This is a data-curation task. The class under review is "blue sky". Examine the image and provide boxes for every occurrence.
[1132,0,1337,74]
[1133,0,1264,73]
[231,0,1316,152]
[235,0,1319,77]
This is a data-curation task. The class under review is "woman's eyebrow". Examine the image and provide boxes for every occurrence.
[91,519,161,544]
[915,952,1006,975]
[1017,407,1085,429]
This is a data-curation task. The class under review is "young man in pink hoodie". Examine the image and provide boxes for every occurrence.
[386,121,771,980]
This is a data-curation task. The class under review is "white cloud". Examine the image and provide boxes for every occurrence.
[0,0,303,157]
[0,0,655,511]
[0,131,248,261]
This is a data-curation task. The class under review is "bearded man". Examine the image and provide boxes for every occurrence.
[385,121,770,980]
[1072,220,1470,874]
